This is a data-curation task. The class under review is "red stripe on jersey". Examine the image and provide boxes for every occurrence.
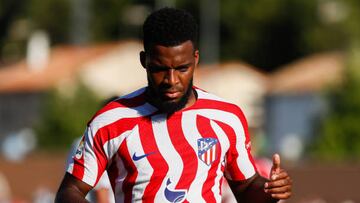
[204,96,256,167]
[193,99,240,113]
[196,115,222,203]
[219,176,224,196]
[72,136,86,181]
[140,119,169,202]
[89,118,137,185]
[167,114,198,192]
[213,120,245,180]
[219,160,225,195]
[72,159,85,181]
[95,118,136,144]
[237,107,257,172]
[118,140,138,203]
[195,98,257,179]
[107,154,120,192]
[93,133,109,185]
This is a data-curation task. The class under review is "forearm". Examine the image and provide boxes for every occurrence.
[95,188,111,203]
[227,174,278,203]
[55,187,90,203]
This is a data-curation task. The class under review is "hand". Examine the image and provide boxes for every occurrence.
[264,154,292,200]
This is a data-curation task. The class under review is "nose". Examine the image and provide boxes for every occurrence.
[164,69,178,85]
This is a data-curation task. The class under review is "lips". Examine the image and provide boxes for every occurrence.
[163,91,181,99]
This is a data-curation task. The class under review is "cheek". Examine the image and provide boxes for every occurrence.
[178,78,191,92]
[148,72,163,86]
[180,71,194,86]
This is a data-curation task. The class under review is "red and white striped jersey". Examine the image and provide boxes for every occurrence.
[67,87,257,203]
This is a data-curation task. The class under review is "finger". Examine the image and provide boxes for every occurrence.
[264,185,292,194]
[271,192,292,200]
[270,169,289,180]
[272,153,281,173]
[265,178,292,189]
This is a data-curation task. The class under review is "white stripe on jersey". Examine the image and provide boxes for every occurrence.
[68,163,74,173]
[181,111,208,203]
[151,113,184,202]
[113,153,127,203]
[196,89,227,103]
[181,111,231,203]
[209,120,230,202]
[89,103,158,145]
[83,127,99,185]
[103,129,133,203]
[103,129,132,161]
[194,109,256,179]
[126,125,154,202]
[80,103,157,186]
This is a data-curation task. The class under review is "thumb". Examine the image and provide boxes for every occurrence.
[271,153,281,174]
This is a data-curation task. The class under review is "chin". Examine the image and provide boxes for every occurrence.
[158,98,187,114]
[147,81,193,114]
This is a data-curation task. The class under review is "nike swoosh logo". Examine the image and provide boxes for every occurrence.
[132,151,156,161]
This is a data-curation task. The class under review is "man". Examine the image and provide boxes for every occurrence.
[56,7,292,202]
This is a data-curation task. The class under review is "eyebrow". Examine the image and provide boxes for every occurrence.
[148,63,192,70]
[174,63,192,69]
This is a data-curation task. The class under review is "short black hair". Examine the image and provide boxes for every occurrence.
[142,7,198,52]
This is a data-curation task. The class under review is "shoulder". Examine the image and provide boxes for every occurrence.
[194,87,249,129]
[87,87,155,129]
[194,87,245,116]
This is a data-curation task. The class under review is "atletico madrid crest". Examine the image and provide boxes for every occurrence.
[197,138,218,166]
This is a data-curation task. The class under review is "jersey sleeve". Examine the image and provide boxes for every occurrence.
[224,106,257,181]
[66,125,110,187]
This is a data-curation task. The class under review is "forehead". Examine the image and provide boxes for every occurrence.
[146,41,195,65]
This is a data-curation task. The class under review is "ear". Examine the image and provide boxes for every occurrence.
[140,51,146,69]
[194,50,199,67]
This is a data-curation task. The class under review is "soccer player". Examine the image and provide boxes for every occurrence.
[55,7,292,203]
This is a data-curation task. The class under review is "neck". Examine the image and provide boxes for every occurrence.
[184,88,197,109]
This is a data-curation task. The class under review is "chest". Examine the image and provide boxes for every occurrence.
[116,113,231,179]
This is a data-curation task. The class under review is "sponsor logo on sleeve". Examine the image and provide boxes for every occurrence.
[75,138,85,160]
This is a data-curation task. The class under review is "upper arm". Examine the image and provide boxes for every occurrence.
[224,106,257,181]
[57,121,111,202]
[67,125,110,187]
[60,172,93,194]
[55,173,93,203]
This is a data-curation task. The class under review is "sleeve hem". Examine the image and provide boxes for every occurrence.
[66,169,96,187]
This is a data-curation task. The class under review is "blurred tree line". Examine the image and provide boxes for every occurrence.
[0,0,355,70]
[312,53,360,160]
[35,83,102,150]
[311,0,360,160]
[1,0,360,157]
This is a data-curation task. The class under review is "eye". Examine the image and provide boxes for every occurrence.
[148,65,167,73]
[176,66,189,72]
